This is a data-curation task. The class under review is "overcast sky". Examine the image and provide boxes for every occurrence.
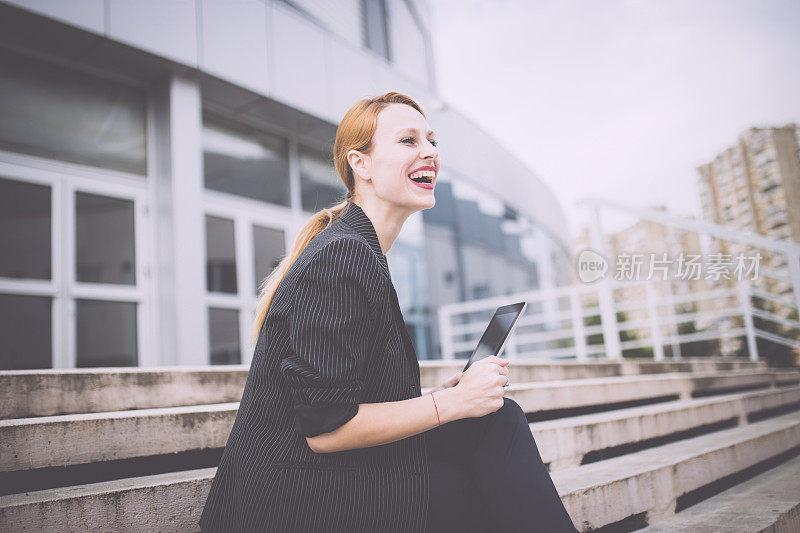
[428,0,800,238]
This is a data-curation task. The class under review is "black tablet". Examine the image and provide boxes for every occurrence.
[462,302,527,372]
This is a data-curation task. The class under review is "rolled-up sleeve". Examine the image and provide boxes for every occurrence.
[280,238,383,438]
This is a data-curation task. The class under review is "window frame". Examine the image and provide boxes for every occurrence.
[203,194,298,366]
[0,150,153,369]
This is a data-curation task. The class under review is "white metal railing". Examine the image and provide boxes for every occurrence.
[437,199,800,363]
[438,277,799,361]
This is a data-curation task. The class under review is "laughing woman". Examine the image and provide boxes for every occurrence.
[199,92,578,533]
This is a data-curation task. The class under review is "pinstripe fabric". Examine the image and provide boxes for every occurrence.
[200,201,429,532]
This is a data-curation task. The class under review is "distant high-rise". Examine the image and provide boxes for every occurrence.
[697,123,800,297]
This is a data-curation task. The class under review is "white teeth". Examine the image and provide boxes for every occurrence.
[408,170,436,180]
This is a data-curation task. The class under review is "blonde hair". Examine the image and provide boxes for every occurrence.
[251,92,426,343]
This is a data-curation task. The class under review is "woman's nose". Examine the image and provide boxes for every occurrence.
[421,140,438,159]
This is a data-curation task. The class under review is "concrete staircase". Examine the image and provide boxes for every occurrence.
[2,358,799,532]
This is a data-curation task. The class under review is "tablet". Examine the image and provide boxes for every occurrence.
[462,301,527,372]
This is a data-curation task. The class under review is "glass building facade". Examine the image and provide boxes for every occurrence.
[0,0,571,368]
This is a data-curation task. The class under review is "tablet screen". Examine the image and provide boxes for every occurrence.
[463,302,527,371]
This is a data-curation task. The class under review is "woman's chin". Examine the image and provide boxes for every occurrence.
[415,192,435,210]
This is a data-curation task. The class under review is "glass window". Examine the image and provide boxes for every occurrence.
[76,299,138,367]
[206,215,237,294]
[299,145,346,212]
[209,307,240,364]
[363,0,390,60]
[0,294,52,369]
[253,225,286,296]
[0,177,51,280]
[202,120,290,206]
[0,49,147,174]
[75,192,136,285]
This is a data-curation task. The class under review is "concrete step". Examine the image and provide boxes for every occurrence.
[0,467,215,533]
[0,367,248,419]
[495,369,800,415]
[419,357,767,388]
[1,359,768,419]
[1,403,238,472]
[4,371,798,472]
[534,385,800,470]
[3,407,798,531]
[638,451,800,532]
[553,409,800,530]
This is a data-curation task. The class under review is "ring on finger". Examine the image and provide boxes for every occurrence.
[503,377,510,388]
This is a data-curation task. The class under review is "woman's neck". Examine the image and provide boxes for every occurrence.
[352,199,412,255]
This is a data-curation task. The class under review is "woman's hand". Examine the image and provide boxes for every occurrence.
[430,371,464,394]
[451,355,510,418]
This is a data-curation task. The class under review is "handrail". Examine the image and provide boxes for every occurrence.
[437,199,799,362]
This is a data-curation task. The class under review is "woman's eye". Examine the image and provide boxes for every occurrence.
[402,137,438,147]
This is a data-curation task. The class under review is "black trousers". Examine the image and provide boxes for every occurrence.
[425,397,578,533]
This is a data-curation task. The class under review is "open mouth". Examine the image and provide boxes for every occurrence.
[408,170,435,184]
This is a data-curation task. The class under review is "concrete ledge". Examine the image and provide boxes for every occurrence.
[0,468,214,532]
[4,371,797,472]
[1,404,238,472]
[419,358,768,388]
[639,452,800,532]
[1,359,769,418]
[553,410,800,530]
[4,410,798,531]
[0,367,248,419]
[495,370,800,414]
[534,385,800,470]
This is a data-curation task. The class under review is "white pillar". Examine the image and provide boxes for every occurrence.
[151,75,207,365]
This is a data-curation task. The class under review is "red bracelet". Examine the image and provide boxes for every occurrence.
[431,392,441,426]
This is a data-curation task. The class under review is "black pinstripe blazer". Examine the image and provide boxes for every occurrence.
[200,201,430,532]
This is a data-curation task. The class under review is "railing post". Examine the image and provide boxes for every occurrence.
[570,286,588,361]
[664,280,682,360]
[588,203,622,360]
[739,280,759,362]
[646,282,665,361]
[438,304,455,360]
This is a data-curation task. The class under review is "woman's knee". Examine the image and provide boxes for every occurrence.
[493,397,526,425]
[502,397,525,415]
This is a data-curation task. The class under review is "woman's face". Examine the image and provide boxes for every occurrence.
[350,103,440,212]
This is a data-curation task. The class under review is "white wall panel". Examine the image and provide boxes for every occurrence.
[290,0,363,49]
[387,0,428,87]
[4,0,105,34]
[108,0,198,66]
[268,2,329,119]
[327,37,384,121]
[200,0,269,94]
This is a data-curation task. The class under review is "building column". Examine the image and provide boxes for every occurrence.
[151,75,207,365]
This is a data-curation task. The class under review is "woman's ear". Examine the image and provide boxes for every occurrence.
[347,149,372,183]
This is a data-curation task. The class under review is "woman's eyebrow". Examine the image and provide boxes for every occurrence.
[397,127,436,137]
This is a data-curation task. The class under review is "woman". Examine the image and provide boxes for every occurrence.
[199,92,578,533]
